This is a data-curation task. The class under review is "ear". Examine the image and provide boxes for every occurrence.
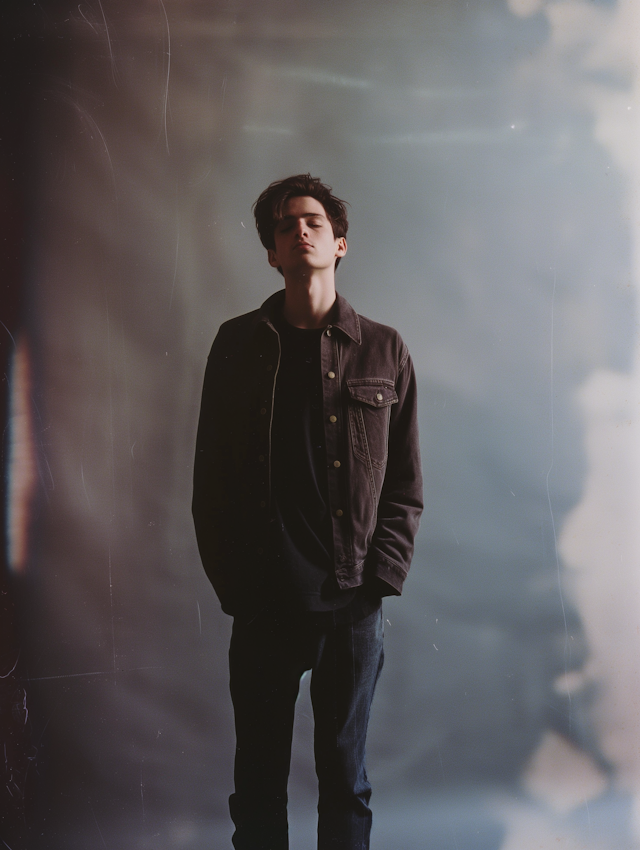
[267,248,280,268]
[335,237,347,259]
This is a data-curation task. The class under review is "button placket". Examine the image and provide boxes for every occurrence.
[321,330,350,567]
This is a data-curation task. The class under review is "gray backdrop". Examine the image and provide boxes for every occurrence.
[4,1,640,848]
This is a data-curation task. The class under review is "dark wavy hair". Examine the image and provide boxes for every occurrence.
[252,174,349,271]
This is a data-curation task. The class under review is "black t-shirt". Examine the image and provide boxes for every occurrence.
[268,314,380,622]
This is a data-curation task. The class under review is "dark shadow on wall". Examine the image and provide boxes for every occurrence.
[0,2,74,845]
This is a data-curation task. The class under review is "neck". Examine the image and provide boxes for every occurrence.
[282,269,336,329]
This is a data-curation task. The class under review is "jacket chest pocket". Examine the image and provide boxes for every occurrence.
[347,379,398,469]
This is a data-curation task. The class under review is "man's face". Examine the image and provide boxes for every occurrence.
[267,196,347,277]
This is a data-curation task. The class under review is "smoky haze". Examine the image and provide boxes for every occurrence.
[3,1,638,848]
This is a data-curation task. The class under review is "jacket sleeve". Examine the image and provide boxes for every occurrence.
[191,327,236,614]
[365,348,423,595]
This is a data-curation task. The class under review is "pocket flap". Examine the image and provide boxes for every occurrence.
[347,379,398,408]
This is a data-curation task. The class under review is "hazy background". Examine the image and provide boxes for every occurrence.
[2,0,640,848]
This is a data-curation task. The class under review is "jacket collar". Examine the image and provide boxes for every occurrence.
[256,289,362,345]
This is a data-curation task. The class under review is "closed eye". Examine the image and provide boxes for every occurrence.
[276,215,325,232]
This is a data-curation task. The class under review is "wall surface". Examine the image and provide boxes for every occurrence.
[2,1,639,848]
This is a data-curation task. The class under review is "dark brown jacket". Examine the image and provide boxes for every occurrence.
[192,290,423,616]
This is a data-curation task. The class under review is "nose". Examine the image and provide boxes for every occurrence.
[295,219,309,239]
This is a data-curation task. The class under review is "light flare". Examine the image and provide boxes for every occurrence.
[6,335,36,573]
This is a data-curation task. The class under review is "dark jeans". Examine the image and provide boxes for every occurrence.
[228,605,384,850]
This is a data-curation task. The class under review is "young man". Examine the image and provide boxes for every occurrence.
[192,175,423,850]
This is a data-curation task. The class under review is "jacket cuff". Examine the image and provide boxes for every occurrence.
[365,549,406,596]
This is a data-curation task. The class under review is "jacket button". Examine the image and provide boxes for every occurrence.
[260,407,267,415]
[327,371,336,379]
[258,454,265,462]
[329,415,337,423]
[335,509,344,518]
[257,547,264,555]
[326,328,332,336]
[333,460,341,468]
[376,392,383,401]
[260,501,266,508]
[266,364,273,371]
